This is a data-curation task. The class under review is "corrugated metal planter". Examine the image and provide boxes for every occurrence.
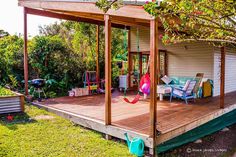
[0,92,24,114]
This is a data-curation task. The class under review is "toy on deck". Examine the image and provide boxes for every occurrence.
[123,27,152,104]
[123,74,150,104]
[83,71,99,94]
[83,71,113,94]
[139,73,150,95]
[123,94,141,104]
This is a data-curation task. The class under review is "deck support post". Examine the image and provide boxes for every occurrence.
[96,25,100,89]
[128,30,131,88]
[220,46,225,109]
[105,134,112,140]
[149,18,158,156]
[139,53,143,77]
[104,14,112,125]
[23,7,29,95]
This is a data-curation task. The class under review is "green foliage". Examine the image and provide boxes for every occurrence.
[0,35,24,85]
[0,29,9,38]
[95,0,123,13]
[0,105,134,156]
[8,75,18,90]
[0,87,15,96]
[0,21,127,96]
[45,91,57,98]
[144,0,236,46]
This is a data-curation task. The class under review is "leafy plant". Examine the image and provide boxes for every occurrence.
[0,87,15,96]
[0,21,127,97]
[45,91,57,98]
[143,0,236,47]
[8,75,18,90]
[95,0,123,13]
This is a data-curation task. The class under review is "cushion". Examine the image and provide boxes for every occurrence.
[161,75,172,85]
[183,80,191,91]
[169,77,179,85]
[173,89,183,97]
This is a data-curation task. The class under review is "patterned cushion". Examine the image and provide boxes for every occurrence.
[161,75,173,85]
[173,89,183,96]
[183,80,191,91]
[186,80,197,95]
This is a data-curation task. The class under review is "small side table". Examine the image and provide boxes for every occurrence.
[157,85,172,101]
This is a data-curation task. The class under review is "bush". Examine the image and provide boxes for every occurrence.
[0,21,127,97]
[0,87,15,96]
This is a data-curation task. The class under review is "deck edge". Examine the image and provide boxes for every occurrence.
[31,102,154,148]
[156,103,236,145]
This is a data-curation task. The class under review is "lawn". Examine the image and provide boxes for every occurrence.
[0,105,134,157]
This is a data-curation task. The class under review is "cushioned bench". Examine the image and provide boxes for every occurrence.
[169,76,196,87]
[161,76,203,98]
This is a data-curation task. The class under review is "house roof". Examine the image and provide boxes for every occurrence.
[18,0,158,28]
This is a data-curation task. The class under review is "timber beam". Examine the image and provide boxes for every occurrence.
[149,18,159,156]
[23,7,29,95]
[104,14,112,125]
[25,7,130,29]
[220,46,226,108]
[96,25,100,89]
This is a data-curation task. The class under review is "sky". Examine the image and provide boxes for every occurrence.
[0,0,58,36]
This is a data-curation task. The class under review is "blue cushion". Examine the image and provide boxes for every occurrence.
[169,76,195,86]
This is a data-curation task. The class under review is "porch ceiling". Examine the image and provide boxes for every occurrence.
[18,0,153,28]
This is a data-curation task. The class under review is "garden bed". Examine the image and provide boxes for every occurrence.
[0,87,24,114]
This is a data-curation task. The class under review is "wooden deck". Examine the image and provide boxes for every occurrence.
[33,90,236,148]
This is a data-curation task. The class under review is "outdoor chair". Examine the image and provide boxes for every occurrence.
[170,80,197,104]
[193,73,204,98]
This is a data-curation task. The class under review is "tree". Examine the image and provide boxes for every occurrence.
[95,0,122,13]
[95,0,236,46]
[0,35,23,84]
[0,21,126,94]
[143,0,236,46]
[0,29,9,38]
[39,22,62,36]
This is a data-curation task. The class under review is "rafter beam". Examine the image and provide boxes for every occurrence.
[25,7,129,29]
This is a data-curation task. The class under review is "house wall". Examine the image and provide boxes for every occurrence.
[130,27,166,51]
[130,26,236,96]
[213,47,236,96]
[165,42,214,79]
[130,27,214,79]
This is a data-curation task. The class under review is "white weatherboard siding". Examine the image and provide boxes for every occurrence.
[130,27,166,51]
[213,48,236,96]
[130,26,214,79]
[130,26,236,96]
[166,42,214,79]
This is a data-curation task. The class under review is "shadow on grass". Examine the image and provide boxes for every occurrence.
[0,112,37,130]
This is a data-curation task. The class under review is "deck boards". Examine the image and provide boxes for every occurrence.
[38,90,236,137]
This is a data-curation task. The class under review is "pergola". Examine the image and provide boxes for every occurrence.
[20,0,226,155]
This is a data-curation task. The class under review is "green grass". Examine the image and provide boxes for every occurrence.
[0,87,15,97]
[0,105,134,157]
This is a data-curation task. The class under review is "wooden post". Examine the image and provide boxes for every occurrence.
[128,30,131,88]
[23,7,29,95]
[220,46,225,108]
[164,51,168,76]
[139,53,143,77]
[20,95,25,112]
[157,51,160,84]
[149,18,158,156]
[96,25,100,89]
[104,14,112,125]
